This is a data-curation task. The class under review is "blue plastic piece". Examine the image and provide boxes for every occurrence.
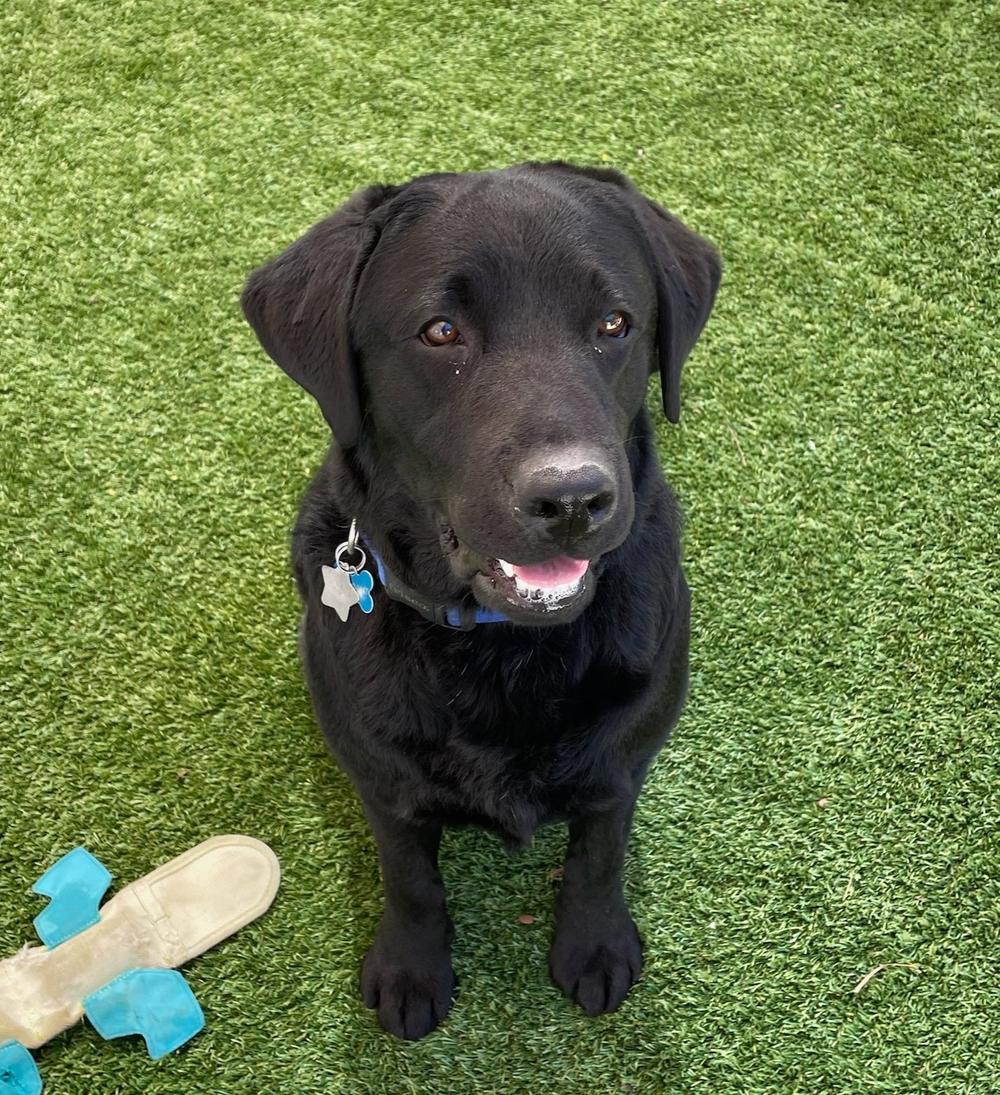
[83,969,205,1060]
[32,847,112,948]
[350,569,375,613]
[0,1041,42,1095]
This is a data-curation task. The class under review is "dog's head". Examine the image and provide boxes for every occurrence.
[243,163,720,625]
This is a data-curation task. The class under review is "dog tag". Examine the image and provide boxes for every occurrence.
[321,564,361,622]
[349,569,375,614]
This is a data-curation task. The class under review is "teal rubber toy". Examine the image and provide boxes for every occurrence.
[0,837,280,1093]
[0,1040,41,1095]
[84,969,205,1060]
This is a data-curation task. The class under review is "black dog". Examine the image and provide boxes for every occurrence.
[242,162,720,1039]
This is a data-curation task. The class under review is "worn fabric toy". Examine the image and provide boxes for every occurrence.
[0,835,280,1094]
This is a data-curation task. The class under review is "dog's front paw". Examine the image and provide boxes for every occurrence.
[361,935,456,1040]
[549,910,643,1016]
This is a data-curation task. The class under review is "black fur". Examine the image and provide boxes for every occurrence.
[242,162,720,1039]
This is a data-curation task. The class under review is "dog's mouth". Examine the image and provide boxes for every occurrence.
[473,553,594,625]
[444,529,597,625]
[484,555,590,608]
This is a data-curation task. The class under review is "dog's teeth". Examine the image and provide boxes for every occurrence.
[503,567,587,606]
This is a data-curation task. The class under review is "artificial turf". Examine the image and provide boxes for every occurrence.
[2,0,998,1091]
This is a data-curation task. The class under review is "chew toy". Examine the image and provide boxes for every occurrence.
[0,835,280,1094]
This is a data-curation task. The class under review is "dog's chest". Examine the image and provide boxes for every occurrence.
[405,640,648,841]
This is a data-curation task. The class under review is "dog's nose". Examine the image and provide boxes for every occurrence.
[513,451,618,544]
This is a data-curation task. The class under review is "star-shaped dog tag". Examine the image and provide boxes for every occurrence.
[321,564,360,621]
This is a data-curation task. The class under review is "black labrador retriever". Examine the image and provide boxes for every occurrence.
[242,162,720,1039]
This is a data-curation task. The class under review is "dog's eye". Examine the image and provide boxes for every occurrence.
[420,319,462,346]
[597,311,629,338]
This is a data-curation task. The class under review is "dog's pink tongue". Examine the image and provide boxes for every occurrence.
[512,557,589,589]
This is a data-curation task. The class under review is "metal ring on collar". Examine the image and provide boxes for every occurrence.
[335,541,366,574]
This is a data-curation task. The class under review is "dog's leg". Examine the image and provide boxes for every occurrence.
[549,799,643,1015]
[360,804,455,1040]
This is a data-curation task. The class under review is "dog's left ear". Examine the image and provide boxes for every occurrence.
[631,195,722,424]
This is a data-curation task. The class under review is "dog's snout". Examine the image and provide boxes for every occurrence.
[513,451,618,544]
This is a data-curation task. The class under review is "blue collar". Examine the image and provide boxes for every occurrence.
[363,538,509,630]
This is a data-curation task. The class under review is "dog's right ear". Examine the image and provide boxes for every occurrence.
[241,184,395,448]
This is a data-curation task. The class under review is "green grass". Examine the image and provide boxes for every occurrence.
[2,0,998,1091]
